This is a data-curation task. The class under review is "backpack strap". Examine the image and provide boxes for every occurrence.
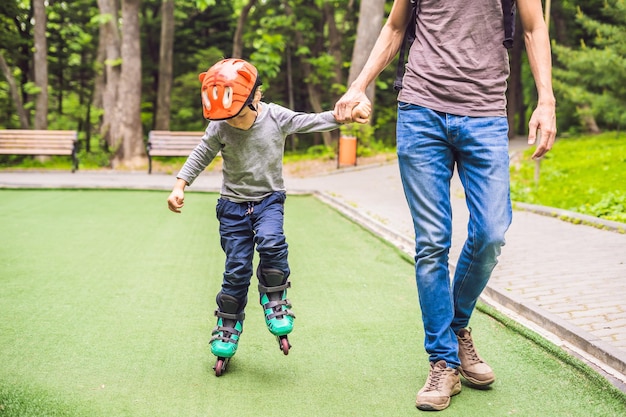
[393,0,418,91]
[502,0,516,49]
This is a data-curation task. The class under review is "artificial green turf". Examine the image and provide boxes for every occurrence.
[1,189,625,416]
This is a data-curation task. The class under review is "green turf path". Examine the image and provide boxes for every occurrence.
[1,189,625,416]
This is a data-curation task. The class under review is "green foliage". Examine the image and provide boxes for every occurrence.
[169,47,224,132]
[250,32,286,86]
[510,132,626,223]
[577,192,626,222]
[305,144,335,159]
[552,0,626,132]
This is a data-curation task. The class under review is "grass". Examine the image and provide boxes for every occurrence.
[1,189,625,416]
[510,131,626,223]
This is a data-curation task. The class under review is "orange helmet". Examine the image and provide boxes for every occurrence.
[198,58,261,120]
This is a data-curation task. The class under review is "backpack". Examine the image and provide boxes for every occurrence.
[394,0,516,91]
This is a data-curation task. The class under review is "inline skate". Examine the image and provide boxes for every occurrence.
[258,267,295,354]
[210,293,245,376]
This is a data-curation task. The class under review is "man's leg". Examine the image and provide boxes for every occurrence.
[397,103,458,367]
[397,103,462,411]
[452,115,512,385]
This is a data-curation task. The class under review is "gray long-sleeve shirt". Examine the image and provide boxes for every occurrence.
[177,102,340,203]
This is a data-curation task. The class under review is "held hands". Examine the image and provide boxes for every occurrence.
[333,89,371,124]
[351,101,372,124]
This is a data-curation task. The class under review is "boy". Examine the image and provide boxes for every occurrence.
[167,58,369,376]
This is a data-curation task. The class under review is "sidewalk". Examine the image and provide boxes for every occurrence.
[2,140,625,391]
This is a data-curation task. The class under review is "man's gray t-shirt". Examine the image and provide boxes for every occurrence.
[398,0,510,117]
[177,102,339,203]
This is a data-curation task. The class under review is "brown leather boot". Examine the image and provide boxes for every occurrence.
[416,360,462,411]
[457,328,495,386]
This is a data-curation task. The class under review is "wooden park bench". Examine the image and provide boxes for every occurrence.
[0,129,79,172]
[146,130,204,174]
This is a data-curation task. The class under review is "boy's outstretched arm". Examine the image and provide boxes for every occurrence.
[167,178,188,213]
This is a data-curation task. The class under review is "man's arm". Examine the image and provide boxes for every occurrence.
[517,0,557,159]
[334,0,413,122]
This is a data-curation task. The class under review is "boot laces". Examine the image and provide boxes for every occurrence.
[459,333,482,365]
[425,364,447,391]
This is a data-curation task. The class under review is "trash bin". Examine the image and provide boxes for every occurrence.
[337,135,357,168]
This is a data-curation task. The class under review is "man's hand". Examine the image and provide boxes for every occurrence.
[528,100,557,159]
[334,89,371,123]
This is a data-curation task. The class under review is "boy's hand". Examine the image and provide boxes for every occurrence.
[168,178,188,213]
[351,101,371,124]
[167,188,185,213]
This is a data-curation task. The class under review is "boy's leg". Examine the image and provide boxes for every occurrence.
[217,198,256,302]
[210,292,245,359]
[252,193,295,347]
[211,198,255,368]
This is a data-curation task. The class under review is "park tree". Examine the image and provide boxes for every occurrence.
[32,0,48,130]
[154,0,174,131]
[116,0,144,167]
[347,0,384,108]
[96,0,122,151]
[232,0,258,58]
[13,0,626,170]
[0,51,29,128]
[551,0,626,134]
[95,0,145,168]
[0,0,32,128]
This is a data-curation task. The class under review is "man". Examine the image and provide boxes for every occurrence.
[334,0,556,411]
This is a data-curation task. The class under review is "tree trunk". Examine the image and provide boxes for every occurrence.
[283,1,332,147]
[232,0,257,58]
[155,0,174,130]
[91,21,107,152]
[347,0,385,107]
[0,51,29,128]
[97,0,122,151]
[324,2,343,90]
[113,0,145,168]
[324,1,343,143]
[578,104,601,134]
[33,0,48,130]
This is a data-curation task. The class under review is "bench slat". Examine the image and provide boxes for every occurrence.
[0,148,74,155]
[0,129,79,172]
[0,139,76,145]
[148,150,195,156]
[146,130,207,173]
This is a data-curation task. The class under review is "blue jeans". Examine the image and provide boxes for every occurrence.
[396,103,512,367]
[215,192,290,307]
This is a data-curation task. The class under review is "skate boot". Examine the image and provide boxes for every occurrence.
[258,267,295,355]
[209,293,245,376]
